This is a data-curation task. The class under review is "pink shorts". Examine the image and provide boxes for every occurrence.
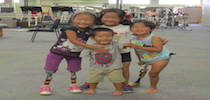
[43,52,81,72]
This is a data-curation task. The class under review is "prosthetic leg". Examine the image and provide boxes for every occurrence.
[128,53,176,87]
[39,70,56,95]
[128,63,150,87]
[69,71,82,93]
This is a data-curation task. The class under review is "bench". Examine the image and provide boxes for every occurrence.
[0,23,8,37]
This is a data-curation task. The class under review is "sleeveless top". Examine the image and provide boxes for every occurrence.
[50,26,91,58]
[131,34,170,62]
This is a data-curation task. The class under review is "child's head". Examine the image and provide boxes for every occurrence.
[72,11,96,29]
[89,27,114,45]
[98,8,126,26]
[130,20,156,35]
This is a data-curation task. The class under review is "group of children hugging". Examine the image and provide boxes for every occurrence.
[39,8,171,96]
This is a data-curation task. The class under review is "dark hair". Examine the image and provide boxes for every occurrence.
[130,20,156,30]
[100,8,125,20]
[151,8,156,12]
[89,27,114,38]
[95,8,131,25]
[72,11,97,21]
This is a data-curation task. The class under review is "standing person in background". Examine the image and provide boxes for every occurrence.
[144,8,161,28]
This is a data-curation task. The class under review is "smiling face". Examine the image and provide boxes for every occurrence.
[131,22,154,36]
[101,12,121,26]
[72,13,95,30]
[91,31,113,45]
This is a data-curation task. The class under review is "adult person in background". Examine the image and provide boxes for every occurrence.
[144,8,161,28]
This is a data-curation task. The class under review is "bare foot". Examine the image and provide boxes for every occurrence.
[146,87,157,93]
[85,89,95,94]
[113,90,122,95]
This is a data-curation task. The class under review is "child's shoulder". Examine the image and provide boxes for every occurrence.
[60,26,77,32]
[151,34,161,40]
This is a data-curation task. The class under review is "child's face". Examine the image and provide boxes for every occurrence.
[101,12,121,26]
[72,14,95,29]
[131,23,154,36]
[91,31,113,45]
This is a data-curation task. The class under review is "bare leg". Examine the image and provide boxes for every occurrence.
[113,83,123,95]
[85,83,98,94]
[146,59,169,93]
[122,62,131,84]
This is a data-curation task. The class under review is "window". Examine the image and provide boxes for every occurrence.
[0,0,20,3]
[0,0,4,3]
[109,0,150,4]
[159,0,200,5]
[14,0,20,3]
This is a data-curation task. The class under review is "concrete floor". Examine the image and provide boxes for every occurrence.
[0,24,210,100]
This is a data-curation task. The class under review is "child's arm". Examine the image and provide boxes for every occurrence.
[65,30,108,53]
[134,49,144,66]
[134,36,163,52]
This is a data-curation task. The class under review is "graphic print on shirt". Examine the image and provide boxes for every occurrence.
[52,30,89,53]
[131,39,162,60]
[113,32,123,42]
[95,52,113,67]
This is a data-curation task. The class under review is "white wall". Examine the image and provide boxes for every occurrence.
[11,0,203,17]
[201,0,210,26]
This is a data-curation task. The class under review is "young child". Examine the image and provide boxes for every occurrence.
[130,20,170,93]
[39,11,108,95]
[80,8,168,93]
[80,27,133,95]
[80,8,135,92]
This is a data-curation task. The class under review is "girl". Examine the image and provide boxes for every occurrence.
[80,8,168,93]
[80,8,135,92]
[130,20,170,93]
[39,11,108,95]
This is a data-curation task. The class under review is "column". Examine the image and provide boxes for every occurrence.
[36,0,41,6]
[4,0,14,7]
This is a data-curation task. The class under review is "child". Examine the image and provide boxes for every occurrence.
[80,8,168,93]
[80,8,135,92]
[130,20,170,93]
[39,11,108,95]
[79,27,133,95]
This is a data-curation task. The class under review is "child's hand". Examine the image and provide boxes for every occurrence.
[161,38,168,45]
[124,43,134,48]
[124,43,138,49]
[138,61,144,66]
[94,45,109,53]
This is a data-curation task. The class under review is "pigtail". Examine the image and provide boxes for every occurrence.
[120,18,132,25]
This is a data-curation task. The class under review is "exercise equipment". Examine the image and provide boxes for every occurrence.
[51,6,73,21]
[20,6,43,27]
[177,13,192,31]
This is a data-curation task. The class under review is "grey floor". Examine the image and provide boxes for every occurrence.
[0,25,210,100]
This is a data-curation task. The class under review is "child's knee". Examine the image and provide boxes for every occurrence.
[122,62,130,70]
[122,66,129,71]
[149,72,159,77]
